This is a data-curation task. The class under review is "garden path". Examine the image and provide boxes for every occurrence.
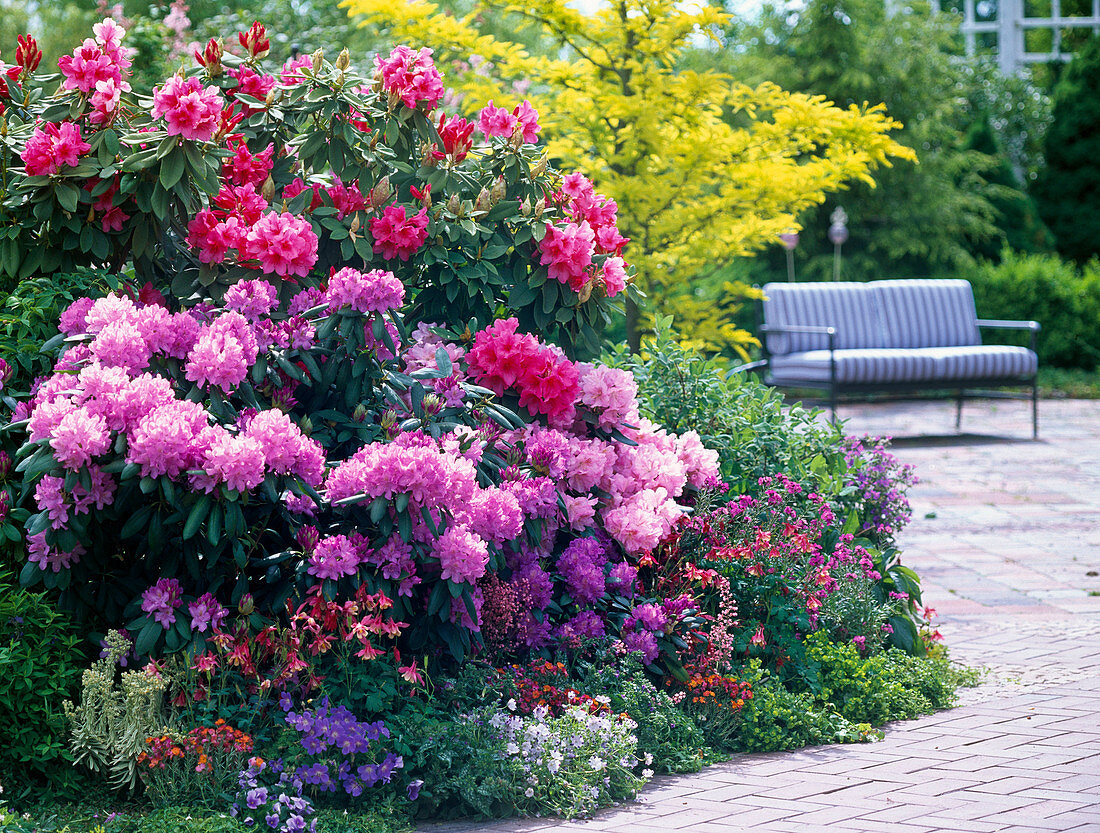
[420,397,1100,833]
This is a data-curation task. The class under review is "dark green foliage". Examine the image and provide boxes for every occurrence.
[1033,35,1100,264]
[0,570,91,799]
[962,118,1055,260]
[967,250,1100,369]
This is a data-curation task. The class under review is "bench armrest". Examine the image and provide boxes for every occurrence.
[976,319,1041,332]
[759,324,837,336]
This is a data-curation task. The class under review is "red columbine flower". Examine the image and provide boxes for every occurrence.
[16,34,41,74]
[238,21,269,59]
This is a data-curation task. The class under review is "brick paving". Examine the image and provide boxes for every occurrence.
[420,398,1100,833]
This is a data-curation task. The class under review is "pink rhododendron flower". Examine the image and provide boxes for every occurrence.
[142,578,183,628]
[477,100,517,138]
[512,100,540,143]
[281,54,312,85]
[242,211,319,277]
[435,524,489,585]
[370,205,428,262]
[51,407,111,471]
[308,534,362,580]
[27,532,84,572]
[21,122,92,175]
[214,184,268,225]
[224,279,279,321]
[326,267,405,313]
[126,399,212,479]
[189,593,227,633]
[223,139,274,187]
[152,74,223,141]
[187,210,247,264]
[199,432,266,493]
[436,113,474,162]
[90,319,150,371]
[375,45,444,110]
[601,256,628,297]
[228,66,274,114]
[578,364,638,429]
[538,221,595,290]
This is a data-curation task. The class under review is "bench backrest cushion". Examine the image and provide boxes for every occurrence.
[871,279,981,348]
[762,282,884,354]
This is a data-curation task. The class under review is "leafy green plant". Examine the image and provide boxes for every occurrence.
[0,569,89,798]
[804,631,959,726]
[0,270,122,394]
[968,250,1100,370]
[64,630,167,792]
[733,663,880,753]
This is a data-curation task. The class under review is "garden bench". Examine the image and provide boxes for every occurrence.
[750,279,1041,437]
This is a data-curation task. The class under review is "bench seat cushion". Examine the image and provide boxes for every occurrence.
[770,346,1037,386]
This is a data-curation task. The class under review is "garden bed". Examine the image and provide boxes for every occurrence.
[0,17,972,833]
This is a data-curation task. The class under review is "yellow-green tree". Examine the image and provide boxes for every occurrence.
[343,0,914,352]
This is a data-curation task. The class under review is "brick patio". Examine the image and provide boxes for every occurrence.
[419,398,1100,833]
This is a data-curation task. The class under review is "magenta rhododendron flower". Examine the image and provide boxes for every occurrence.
[152,74,223,141]
[326,267,405,313]
[478,100,518,139]
[185,312,258,392]
[224,279,279,321]
[223,139,274,188]
[369,205,428,262]
[435,524,489,585]
[308,534,362,580]
[538,221,595,290]
[189,592,227,633]
[512,100,541,143]
[242,211,319,277]
[375,45,444,110]
[21,121,92,175]
[142,578,183,628]
[50,407,111,471]
[27,532,84,573]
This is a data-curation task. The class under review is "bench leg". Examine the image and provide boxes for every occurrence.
[955,392,964,432]
[1032,378,1039,439]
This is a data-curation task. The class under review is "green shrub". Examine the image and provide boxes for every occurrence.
[733,667,877,753]
[805,632,959,726]
[0,570,90,799]
[967,250,1100,369]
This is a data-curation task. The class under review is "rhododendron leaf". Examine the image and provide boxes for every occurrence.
[158,149,185,191]
[19,559,42,588]
[134,619,160,656]
[206,505,223,546]
[25,512,49,538]
[55,183,79,213]
[394,493,410,514]
[368,496,389,523]
[427,583,447,617]
[183,495,211,541]
[419,506,439,536]
[397,510,412,543]
[155,136,177,160]
[120,505,154,539]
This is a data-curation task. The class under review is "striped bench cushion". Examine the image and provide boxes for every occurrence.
[769,349,938,384]
[762,282,884,355]
[769,346,1037,386]
[871,279,981,348]
[923,346,1037,380]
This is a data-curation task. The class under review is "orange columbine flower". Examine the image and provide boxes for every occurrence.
[745,563,764,577]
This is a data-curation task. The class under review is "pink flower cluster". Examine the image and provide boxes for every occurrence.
[375,46,445,111]
[21,122,91,176]
[22,292,329,560]
[538,173,630,297]
[324,433,523,587]
[477,99,540,143]
[369,205,429,262]
[326,267,405,314]
[58,17,133,125]
[152,73,223,142]
[466,318,580,426]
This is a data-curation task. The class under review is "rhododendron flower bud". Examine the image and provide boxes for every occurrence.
[238,21,270,59]
[0,357,10,388]
[446,193,462,215]
[0,451,10,481]
[0,490,8,523]
[532,154,548,178]
[489,175,507,205]
[194,37,223,77]
[16,34,42,74]
[237,593,255,615]
[335,48,351,71]
[371,175,391,208]
[533,196,546,217]
[474,188,491,213]
[437,112,474,162]
[311,48,324,74]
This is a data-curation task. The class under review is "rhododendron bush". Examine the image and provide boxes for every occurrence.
[5,20,722,666]
[0,19,635,354]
